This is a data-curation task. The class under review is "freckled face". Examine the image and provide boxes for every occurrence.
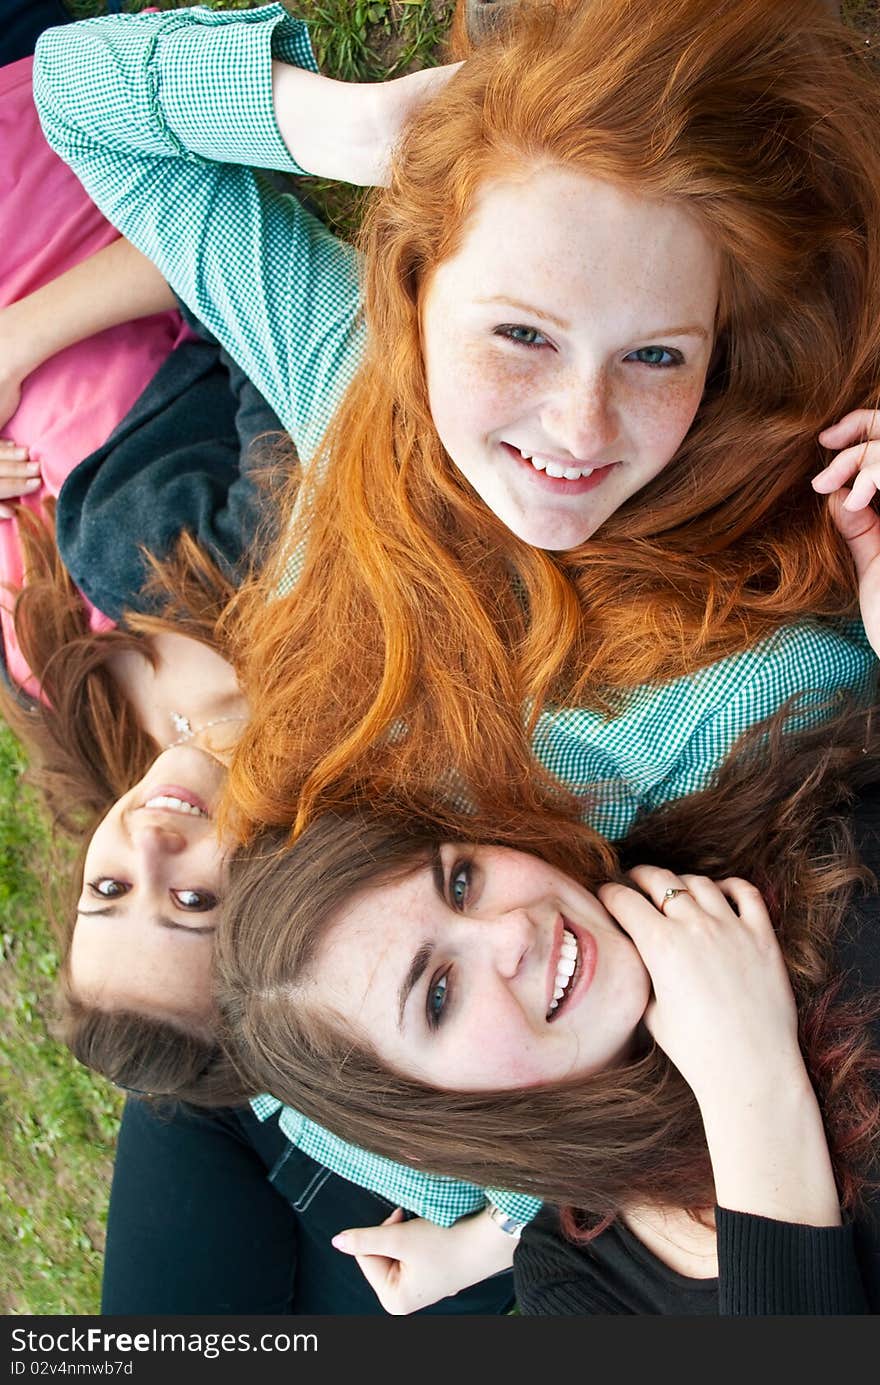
[420,166,720,551]
[298,845,651,1091]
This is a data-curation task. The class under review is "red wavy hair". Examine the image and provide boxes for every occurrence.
[227,0,880,839]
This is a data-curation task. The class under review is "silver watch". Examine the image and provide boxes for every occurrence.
[486,1202,527,1238]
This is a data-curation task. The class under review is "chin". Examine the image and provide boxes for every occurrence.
[502,513,599,552]
[509,520,598,551]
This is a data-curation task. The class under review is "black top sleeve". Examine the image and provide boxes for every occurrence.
[56,303,288,620]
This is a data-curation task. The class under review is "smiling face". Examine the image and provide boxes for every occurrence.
[71,745,231,1028]
[298,844,651,1091]
[420,165,721,550]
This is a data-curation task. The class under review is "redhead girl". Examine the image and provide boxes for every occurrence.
[33,0,880,847]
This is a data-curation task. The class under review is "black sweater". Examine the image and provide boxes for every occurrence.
[56,300,284,622]
[515,785,880,1315]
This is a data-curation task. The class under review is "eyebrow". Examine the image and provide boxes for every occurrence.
[397,941,434,1032]
[395,849,448,1032]
[476,296,571,330]
[76,907,216,936]
[476,297,710,341]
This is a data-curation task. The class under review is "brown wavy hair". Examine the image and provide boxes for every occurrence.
[226,0,880,841]
[0,504,236,1101]
[215,700,880,1220]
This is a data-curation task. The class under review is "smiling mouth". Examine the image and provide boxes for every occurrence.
[502,443,618,491]
[139,785,211,819]
[547,926,580,1022]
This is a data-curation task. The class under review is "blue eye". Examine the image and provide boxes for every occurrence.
[171,889,218,912]
[625,346,683,368]
[426,971,450,1029]
[495,324,550,349]
[449,860,471,910]
[88,878,130,899]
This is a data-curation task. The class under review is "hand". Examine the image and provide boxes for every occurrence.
[331,1206,516,1315]
[0,438,40,520]
[812,409,880,511]
[598,867,803,1111]
[813,404,880,658]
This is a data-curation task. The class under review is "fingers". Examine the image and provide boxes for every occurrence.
[818,409,880,452]
[626,865,708,914]
[332,1208,408,1314]
[331,1206,406,1257]
[0,438,39,501]
[597,877,669,947]
[602,866,767,931]
[714,877,773,932]
[812,441,880,501]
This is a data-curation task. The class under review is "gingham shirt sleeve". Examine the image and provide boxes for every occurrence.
[640,618,877,817]
[533,618,877,839]
[250,1096,541,1228]
[33,4,364,463]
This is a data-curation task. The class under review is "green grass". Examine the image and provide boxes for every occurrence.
[0,724,120,1313]
[4,0,879,1317]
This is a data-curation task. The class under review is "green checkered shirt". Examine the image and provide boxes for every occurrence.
[34,3,877,1227]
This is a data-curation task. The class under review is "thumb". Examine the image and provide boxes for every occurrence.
[828,489,880,584]
[332,1206,406,1257]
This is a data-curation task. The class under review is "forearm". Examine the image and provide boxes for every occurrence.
[1,238,176,381]
[272,60,460,186]
[458,1208,519,1281]
[33,6,364,453]
[700,1067,841,1227]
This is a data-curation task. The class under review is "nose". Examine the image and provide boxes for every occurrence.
[482,908,536,980]
[130,823,188,863]
[541,365,618,462]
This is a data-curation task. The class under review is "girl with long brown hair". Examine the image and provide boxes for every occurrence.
[216,625,880,1314]
[34,0,880,850]
[0,41,283,1100]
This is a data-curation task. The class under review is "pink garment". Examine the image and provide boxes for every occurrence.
[0,56,188,697]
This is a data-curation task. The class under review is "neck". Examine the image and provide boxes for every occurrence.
[107,631,247,757]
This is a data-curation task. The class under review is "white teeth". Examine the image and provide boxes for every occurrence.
[547,928,579,1017]
[516,447,595,480]
[144,795,207,817]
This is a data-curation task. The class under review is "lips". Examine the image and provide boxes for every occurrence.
[138,784,211,818]
[546,916,597,1022]
[501,442,618,495]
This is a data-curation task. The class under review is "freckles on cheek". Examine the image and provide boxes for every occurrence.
[434,338,534,428]
[638,377,706,448]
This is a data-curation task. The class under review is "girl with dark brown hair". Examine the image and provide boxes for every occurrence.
[35,0,880,854]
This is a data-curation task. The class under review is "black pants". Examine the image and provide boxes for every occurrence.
[102,1099,516,1315]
